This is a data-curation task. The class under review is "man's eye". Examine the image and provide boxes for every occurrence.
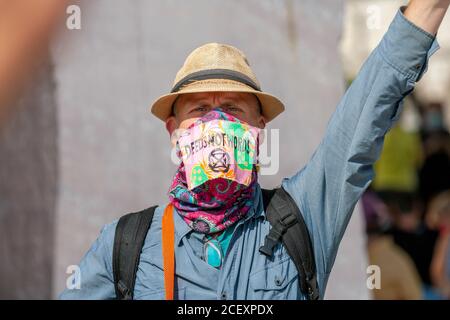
[192,105,208,112]
[224,105,241,112]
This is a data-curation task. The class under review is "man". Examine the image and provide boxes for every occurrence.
[60,1,449,300]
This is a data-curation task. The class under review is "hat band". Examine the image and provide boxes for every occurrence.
[171,69,261,93]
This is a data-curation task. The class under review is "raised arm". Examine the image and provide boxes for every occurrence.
[281,3,448,296]
[404,0,450,35]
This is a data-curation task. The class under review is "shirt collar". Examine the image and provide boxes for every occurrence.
[172,182,266,247]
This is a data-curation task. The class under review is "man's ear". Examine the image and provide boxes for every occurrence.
[258,115,266,129]
[165,116,178,137]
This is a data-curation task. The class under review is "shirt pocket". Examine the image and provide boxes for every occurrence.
[249,257,299,300]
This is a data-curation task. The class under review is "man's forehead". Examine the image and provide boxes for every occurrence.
[178,92,254,102]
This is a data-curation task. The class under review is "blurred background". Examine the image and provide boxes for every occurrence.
[0,0,449,300]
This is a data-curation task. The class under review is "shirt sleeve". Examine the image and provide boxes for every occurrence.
[58,220,118,300]
[281,7,440,295]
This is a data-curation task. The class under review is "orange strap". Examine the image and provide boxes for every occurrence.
[162,203,175,300]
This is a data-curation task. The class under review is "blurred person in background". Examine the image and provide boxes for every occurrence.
[370,98,439,297]
[371,120,424,244]
[415,101,450,299]
[372,122,423,195]
[420,102,449,145]
[369,94,450,299]
[382,192,439,298]
[362,190,422,300]
[0,0,66,127]
[418,102,450,211]
[427,191,450,299]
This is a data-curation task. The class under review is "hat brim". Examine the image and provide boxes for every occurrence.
[150,79,285,123]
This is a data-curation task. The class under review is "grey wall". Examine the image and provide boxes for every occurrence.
[0,0,369,299]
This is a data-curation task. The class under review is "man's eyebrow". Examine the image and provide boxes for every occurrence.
[186,98,210,106]
[220,96,248,104]
[221,96,238,102]
[176,98,210,113]
[222,95,262,112]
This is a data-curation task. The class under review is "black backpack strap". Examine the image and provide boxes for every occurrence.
[112,205,158,300]
[260,187,319,300]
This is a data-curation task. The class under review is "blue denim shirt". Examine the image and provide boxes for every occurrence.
[59,9,439,300]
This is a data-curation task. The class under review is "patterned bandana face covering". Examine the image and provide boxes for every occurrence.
[168,108,260,234]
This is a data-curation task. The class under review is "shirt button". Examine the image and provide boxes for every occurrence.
[275,276,282,286]
[220,292,227,300]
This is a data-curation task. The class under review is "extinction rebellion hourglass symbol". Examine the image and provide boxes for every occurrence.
[208,148,231,173]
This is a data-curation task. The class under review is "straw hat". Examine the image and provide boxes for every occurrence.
[150,43,285,122]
